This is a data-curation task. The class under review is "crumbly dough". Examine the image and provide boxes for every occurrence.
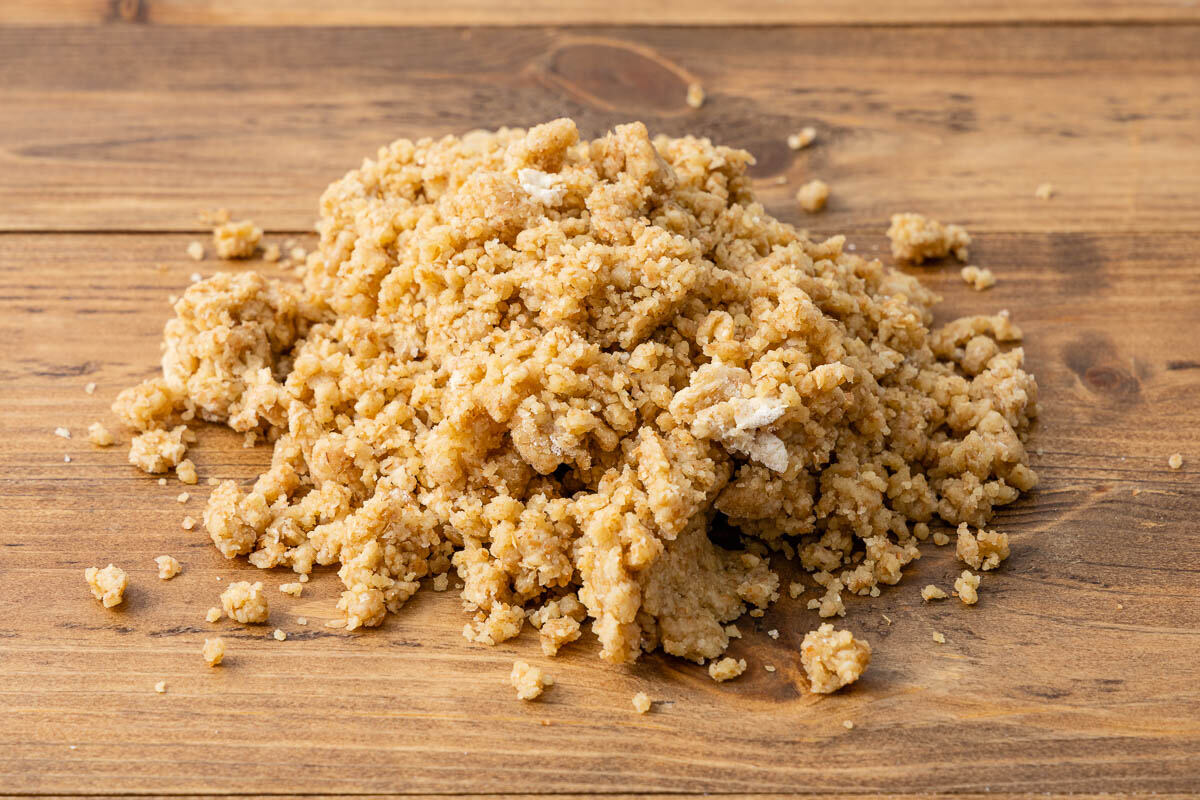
[87,422,115,447]
[280,581,303,596]
[796,179,830,213]
[1168,453,1183,470]
[800,623,871,694]
[787,127,817,150]
[84,564,127,608]
[115,119,1039,672]
[510,660,551,700]
[887,213,971,264]
[956,523,1010,570]
[954,570,980,605]
[685,83,705,109]
[960,266,996,291]
[155,555,181,580]
[220,580,269,623]
[708,656,747,682]
[213,220,263,259]
[127,426,189,474]
[202,637,226,666]
[176,459,198,484]
[206,606,222,622]
[632,691,652,713]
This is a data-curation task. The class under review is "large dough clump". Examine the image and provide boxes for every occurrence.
[117,119,1038,667]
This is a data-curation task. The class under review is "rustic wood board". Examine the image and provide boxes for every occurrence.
[1,12,1199,798]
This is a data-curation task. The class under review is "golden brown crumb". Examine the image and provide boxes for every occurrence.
[843,719,854,729]
[932,532,951,547]
[54,426,71,439]
[273,628,287,641]
[887,213,970,264]
[87,422,115,447]
[787,126,817,150]
[767,628,779,639]
[510,660,551,701]
[960,266,996,291]
[632,691,652,713]
[296,616,307,625]
[1168,453,1183,470]
[724,624,741,639]
[796,179,830,213]
[84,564,127,608]
[115,119,1039,673]
[220,580,269,623]
[921,584,948,601]
[933,631,946,644]
[181,516,196,530]
[685,82,705,109]
[205,606,222,623]
[954,570,981,605]
[432,573,449,591]
[1035,183,1055,200]
[155,555,181,580]
[708,657,747,682]
[213,220,263,260]
[763,664,776,673]
[956,523,1010,571]
[202,637,226,666]
[177,492,189,503]
[127,426,188,474]
[84,382,97,395]
[154,680,167,693]
[788,581,804,599]
[800,623,871,694]
[176,459,198,485]
[263,243,281,263]
[279,582,303,597]
[187,241,205,261]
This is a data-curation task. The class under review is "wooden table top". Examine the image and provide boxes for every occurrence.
[1,3,1197,797]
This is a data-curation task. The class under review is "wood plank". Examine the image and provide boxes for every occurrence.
[1,232,1197,795]
[4,0,1200,26]
[1,24,1199,234]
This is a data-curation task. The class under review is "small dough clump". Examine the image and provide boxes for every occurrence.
[220,580,269,623]
[213,220,263,259]
[887,213,971,263]
[88,422,115,447]
[955,570,981,605]
[114,119,1038,675]
[708,656,747,682]
[796,179,830,213]
[956,523,1010,571]
[202,637,226,666]
[800,623,871,694]
[127,426,189,474]
[632,691,652,713]
[84,564,127,608]
[510,660,551,701]
[155,555,182,580]
[960,265,996,291]
[921,584,948,601]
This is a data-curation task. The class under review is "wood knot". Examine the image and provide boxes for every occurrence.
[1062,334,1141,402]
[110,0,146,22]
[541,40,693,114]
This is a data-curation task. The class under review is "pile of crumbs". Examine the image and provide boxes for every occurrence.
[105,118,1038,692]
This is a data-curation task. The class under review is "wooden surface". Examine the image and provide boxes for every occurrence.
[1,5,1199,797]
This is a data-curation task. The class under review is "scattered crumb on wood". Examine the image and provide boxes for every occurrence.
[1035,183,1055,200]
[933,631,946,644]
[155,555,181,580]
[205,606,222,623]
[685,82,705,109]
[632,691,651,714]
[510,660,551,701]
[933,531,951,546]
[767,628,779,639]
[181,516,196,530]
[84,564,127,608]
[280,582,303,597]
[176,492,189,503]
[708,657,747,682]
[955,570,981,605]
[1168,452,1183,470]
[273,628,287,641]
[921,584,948,602]
[213,219,263,259]
[788,581,804,599]
[886,213,970,263]
[54,427,71,439]
[176,459,198,484]
[263,243,281,262]
[796,179,830,213]
[154,681,167,693]
[787,126,817,150]
[187,241,205,261]
[800,623,871,694]
[84,382,97,395]
[202,637,226,667]
[843,719,854,729]
[960,265,996,291]
[87,422,115,447]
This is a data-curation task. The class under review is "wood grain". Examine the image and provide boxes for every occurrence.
[1,25,1199,234]
[1,232,1197,795]
[5,0,1200,26]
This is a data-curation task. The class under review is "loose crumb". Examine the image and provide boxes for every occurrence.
[176,459,198,485]
[205,606,222,623]
[157,477,167,486]
[202,637,226,667]
[1035,183,1055,200]
[199,208,231,226]
[933,631,946,644]
[190,272,202,283]
[155,555,181,580]
[64,455,72,463]
[510,660,551,701]
[632,691,652,713]
[1168,453,1183,470]
[273,628,287,641]
[796,179,830,213]
[767,628,779,639]
[296,617,307,625]
[84,382,97,395]
[843,719,854,729]
[280,582,303,597]
[708,657,747,682]
[84,564,127,608]
[87,422,115,447]
[263,243,281,263]
[187,241,205,261]
[788,581,804,599]
[932,531,951,546]
[206,476,220,486]
[887,213,970,264]
[921,584,948,602]
[432,573,449,592]
[725,624,742,639]
[181,516,196,530]
[176,492,189,503]
[289,246,307,262]
[749,608,765,618]
[763,664,776,673]
[956,523,1010,571]
[154,680,167,693]
[213,220,263,260]
[127,426,188,474]
[954,570,981,605]
[960,266,996,291]
[54,427,71,439]
[685,82,705,109]
[220,581,269,623]
[800,623,871,694]
[787,126,817,150]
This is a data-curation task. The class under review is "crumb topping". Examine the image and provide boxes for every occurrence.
[84,564,127,608]
[887,213,971,264]
[800,623,871,694]
[155,555,181,580]
[510,660,551,700]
